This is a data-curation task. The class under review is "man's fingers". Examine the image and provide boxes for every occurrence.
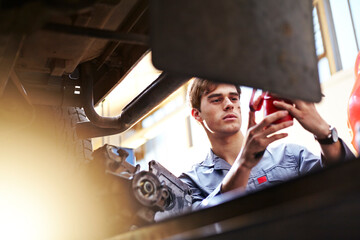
[248,110,290,136]
[266,132,289,143]
[248,111,256,129]
[262,119,293,137]
[248,131,288,161]
[257,110,289,129]
[273,101,299,118]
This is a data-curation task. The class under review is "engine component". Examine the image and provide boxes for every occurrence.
[91,144,192,225]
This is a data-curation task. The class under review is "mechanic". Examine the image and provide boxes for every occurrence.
[179,78,354,209]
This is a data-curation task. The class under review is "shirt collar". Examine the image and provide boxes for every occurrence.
[201,149,231,170]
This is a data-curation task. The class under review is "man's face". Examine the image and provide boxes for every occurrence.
[193,84,242,136]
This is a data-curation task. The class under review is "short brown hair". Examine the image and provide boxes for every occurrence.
[188,78,241,111]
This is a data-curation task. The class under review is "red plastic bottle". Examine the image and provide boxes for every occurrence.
[249,89,293,124]
[263,94,293,124]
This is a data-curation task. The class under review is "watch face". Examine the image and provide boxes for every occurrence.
[315,126,338,144]
[332,127,338,142]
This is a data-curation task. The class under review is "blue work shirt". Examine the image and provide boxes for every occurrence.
[179,139,354,209]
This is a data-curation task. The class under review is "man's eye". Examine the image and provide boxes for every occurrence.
[231,97,239,101]
[211,99,221,103]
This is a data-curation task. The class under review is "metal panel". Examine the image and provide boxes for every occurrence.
[108,157,360,240]
[150,0,322,102]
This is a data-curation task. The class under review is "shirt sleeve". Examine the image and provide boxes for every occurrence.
[178,172,222,210]
[332,138,355,161]
[198,184,222,208]
[296,138,355,175]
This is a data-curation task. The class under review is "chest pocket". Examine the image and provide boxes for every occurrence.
[266,165,299,183]
[247,165,299,192]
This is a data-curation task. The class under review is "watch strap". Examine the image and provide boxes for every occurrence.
[314,126,338,145]
[317,136,335,144]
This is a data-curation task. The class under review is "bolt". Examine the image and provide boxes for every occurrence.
[141,180,154,195]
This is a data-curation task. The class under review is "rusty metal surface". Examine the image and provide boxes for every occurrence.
[151,0,321,102]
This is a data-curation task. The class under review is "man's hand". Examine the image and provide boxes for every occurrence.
[273,100,329,139]
[221,110,293,193]
[273,100,344,164]
[240,110,293,169]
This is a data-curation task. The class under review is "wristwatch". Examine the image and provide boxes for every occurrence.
[314,125,338,144]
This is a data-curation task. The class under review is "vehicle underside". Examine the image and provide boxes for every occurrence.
[1,0,148,106]
[1,0,359,239]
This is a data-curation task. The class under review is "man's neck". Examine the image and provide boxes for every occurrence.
[208,131,244,166]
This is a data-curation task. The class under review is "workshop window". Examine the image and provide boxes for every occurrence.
[313,6,331,82]
[314,0,360,76]
[330,0,359,69]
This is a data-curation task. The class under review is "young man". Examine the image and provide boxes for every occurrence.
[179,78,354,209]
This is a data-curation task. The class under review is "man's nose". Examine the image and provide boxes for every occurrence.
[224,97,234,110]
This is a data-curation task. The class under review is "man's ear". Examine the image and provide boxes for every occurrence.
[191,108,202,122]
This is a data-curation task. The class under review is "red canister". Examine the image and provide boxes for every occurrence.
[263,93,294,124]
[249,89,293,124]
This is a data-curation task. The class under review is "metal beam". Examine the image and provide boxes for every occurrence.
[96,0,149,70]
[43,23,149,46]
[10,71,32,105]
[0,34,25,96]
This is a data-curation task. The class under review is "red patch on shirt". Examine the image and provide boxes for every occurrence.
[257,175,267,184]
